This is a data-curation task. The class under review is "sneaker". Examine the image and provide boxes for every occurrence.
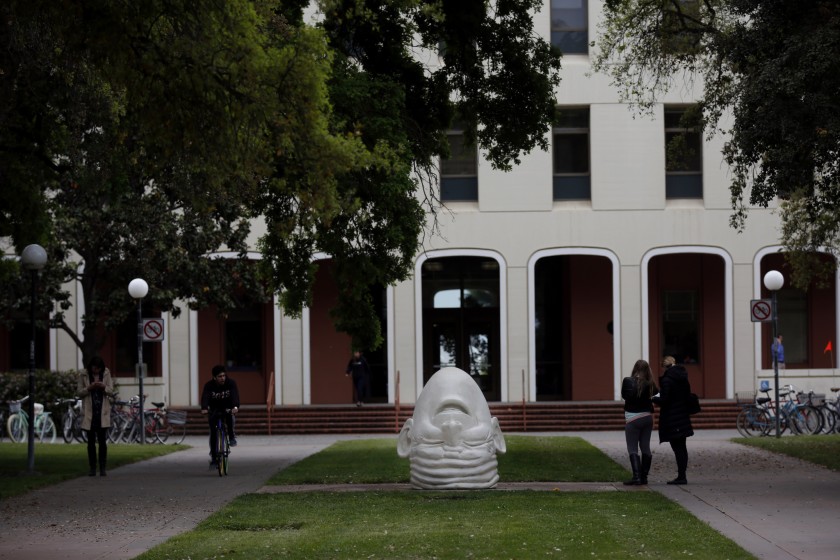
[209,459,218,469]
[229,437,237,447]
[667,477,687,485]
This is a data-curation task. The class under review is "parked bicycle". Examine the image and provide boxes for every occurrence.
[149,401,188,444]
[57,397,86,443]
[6,395,57,443]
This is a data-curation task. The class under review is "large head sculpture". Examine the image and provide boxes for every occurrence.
[397,367,506,489]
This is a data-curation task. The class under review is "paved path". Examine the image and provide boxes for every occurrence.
[576,430,840,560]
[1,430,839,560]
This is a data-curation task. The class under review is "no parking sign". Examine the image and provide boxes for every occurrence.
[142,318,165,342]
[749,299,772,323]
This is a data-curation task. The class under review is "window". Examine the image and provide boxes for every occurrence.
[440,121,478,202]
[665,106,702,198]
[551,0,588,55]
[225,304,262,371]
[662,290,700,364]
[553,107,590,200]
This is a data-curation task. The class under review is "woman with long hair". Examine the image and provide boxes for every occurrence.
[621,359,658,485]
[77,356,114,476]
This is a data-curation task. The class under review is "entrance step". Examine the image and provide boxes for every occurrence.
[180,400,740,435]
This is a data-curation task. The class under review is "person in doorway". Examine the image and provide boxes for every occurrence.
[77,356,115,476]
[772,334,785,370]
[201,365,240,468]
[621,359,658,485]
[653,356,694,485]
[345,350,371,407]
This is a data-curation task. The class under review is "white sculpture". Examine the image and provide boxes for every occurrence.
[397,367,506,489]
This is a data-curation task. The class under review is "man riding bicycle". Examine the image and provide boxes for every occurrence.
[200,364,240,468]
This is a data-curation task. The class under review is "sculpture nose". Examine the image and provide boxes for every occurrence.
[441,419,463,446]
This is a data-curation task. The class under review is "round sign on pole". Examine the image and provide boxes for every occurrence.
[750,299,772,323]
[142,318,165,342]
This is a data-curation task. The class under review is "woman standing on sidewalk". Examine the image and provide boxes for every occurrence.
[654,356,694,485]
[621,359,657,485]
[77,356,114,476]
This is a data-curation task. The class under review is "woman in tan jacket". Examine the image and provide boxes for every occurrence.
[77,356,114,476]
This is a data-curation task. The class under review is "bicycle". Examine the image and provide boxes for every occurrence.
[109,396,158,444]
[6,395,57,443]
[149,401,188,444]
[210,409,232,476]
[57,397,86,443]
[735,391,775,437]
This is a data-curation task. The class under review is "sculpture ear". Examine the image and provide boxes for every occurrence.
[397,418,413,458]
[491,417,506,454]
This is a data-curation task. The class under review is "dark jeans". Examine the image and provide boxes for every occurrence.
[207,411,235,459]
[669,437,689,477]
[352,375,369,403]
[86,427,108,471]
[624,415,653,456]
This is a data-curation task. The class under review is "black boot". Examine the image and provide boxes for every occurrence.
[623,454,642,485]
[667,474,687,485]
[87,443,97,476]
[640,454,652,485]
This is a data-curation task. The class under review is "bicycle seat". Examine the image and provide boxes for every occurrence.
[34,403,44,414]
[831,387,840,393]
[152,401,166,408]
[756,397,771,405]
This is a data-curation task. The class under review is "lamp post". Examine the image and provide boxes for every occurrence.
[128,278,148,444]
[763,270,784,438]
[21,244,47,472]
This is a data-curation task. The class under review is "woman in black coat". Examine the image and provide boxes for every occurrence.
[653,356,694,485]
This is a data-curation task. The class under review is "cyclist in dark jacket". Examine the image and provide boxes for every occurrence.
[653,356,694,485]
[200,365,240,467]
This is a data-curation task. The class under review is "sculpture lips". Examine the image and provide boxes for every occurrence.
[398,367,506,489]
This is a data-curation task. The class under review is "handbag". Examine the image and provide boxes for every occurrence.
[687,392,701,415]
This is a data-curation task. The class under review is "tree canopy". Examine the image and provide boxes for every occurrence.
[1,0,561,360]
[593,0,840,286]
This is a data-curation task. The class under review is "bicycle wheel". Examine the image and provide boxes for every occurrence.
[738,407,769,437]
[154,415,171,444]
[216,422,226,477]
[792,405,821,435]
[62,410,74,443]
[817,405,836,434]
[7,413,26,442]
[38,415,57,443]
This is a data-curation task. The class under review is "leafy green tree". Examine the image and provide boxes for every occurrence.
[260,0,562,348]
[2,0,562,360]
[593,0,840,286]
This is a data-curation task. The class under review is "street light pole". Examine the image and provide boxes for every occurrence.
[128,278,148,444]
[21,244,47,472]
[763,270,784,438]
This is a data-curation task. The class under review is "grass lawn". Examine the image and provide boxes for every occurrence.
[136,491,753,560]
[0,441,187,499]
[732,433,840,471]
[136,436,754,559]
[268,436,630,485]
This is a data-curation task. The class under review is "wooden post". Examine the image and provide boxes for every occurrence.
[522,369,527,432]
[266,370,275,435]
[395,370,401,432]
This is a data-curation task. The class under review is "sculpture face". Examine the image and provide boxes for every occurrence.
[397,367,506,489]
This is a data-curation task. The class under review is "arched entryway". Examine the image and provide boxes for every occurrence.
[306,258,390,405]
[529,251,617,401]
[416,252,505,402]
[643,249,731,398]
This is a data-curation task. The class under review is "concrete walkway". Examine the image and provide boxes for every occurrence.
[1,430,839,560]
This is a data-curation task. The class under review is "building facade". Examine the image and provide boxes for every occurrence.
[3,1,838,407]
